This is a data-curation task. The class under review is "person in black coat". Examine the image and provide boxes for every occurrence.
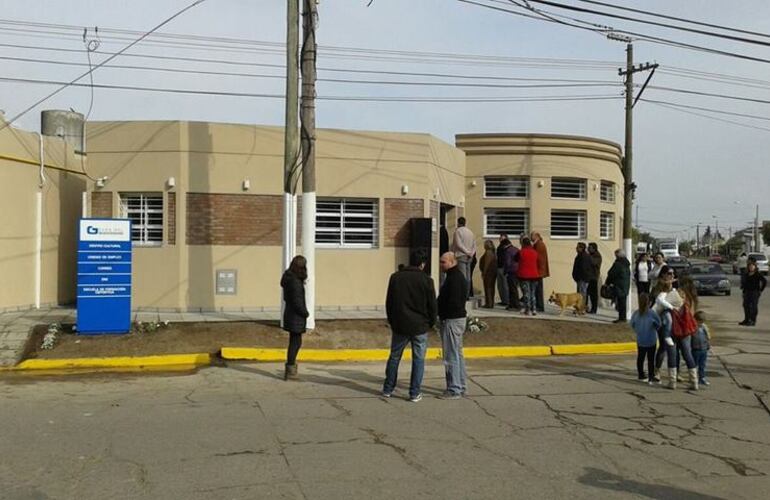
[572,242,593,306]
[281,255,309,380]
[383,249,437,402]
[587,242,602,314]
[605,249,632,323]
[740,260,767,326]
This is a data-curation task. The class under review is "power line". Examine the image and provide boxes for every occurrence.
[639,99,770,122]
[576,0,770,40]
[0,0,210,131]
[647,85,770,106]
[0,53,623,89]
[0,75,623,103]
[467,0,770,65]
[527,0,770,47]
[645,100,770,134]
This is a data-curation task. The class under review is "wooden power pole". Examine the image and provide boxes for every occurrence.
[300,0,318,329]
[283,0,299,271]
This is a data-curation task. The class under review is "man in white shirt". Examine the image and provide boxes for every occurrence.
[451,217,476,299]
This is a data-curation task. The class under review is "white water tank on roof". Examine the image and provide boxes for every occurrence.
[41,109,84,153]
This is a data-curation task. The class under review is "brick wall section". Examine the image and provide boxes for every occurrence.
[430,201,439,248]
[167,192,176,245]
[91,191,113,218]
[186,193,282,245]
[384,198,424,247]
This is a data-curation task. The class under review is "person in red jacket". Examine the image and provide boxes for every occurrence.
[516,237,541,315]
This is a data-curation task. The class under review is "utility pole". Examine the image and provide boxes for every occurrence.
[695,224,700,256]
[615,38,657,316]
[281,0,300,329]
[283,0,299,272]
[755,204,760,252]
[300,0,318,329]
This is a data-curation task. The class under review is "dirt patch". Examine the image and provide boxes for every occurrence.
[26,317,634,360]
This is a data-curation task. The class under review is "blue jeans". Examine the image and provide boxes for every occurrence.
[441,318,467,395]
[520,280,537,312]
[655,312,677,369]
[576,281,589,305]
[693,348,708,383]
[383,332,428,398]
[675,335,696,370]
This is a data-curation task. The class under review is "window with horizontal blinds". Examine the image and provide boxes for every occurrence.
[119,193,163,246]
[551,178,586,200]
[484,208,529,238]
[550,210,587,239]
[600,181,615,203]
[600,212,615,240]
[483,176,529,198]
[316,198,378,248]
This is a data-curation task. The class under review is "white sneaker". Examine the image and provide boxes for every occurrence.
[409,393,423,403]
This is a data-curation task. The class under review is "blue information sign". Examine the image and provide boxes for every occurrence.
[77,219,132,334]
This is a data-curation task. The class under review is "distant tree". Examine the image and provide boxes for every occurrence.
[720,236,745,259]
[679,240,694,256]
[763,222,770,247]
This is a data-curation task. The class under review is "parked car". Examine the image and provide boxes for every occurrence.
[708,254,726,263]
[667,256,691,280]
[748,253,769,275]
[689,262,732,296]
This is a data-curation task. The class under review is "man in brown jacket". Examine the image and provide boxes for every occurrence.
[531,232,549,312]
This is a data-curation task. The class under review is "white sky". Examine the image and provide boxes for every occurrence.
[1,0,769,239]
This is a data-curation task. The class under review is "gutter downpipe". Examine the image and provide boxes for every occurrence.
[35,132,46,309]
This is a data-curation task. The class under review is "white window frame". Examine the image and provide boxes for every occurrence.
[600,181,615,203]
[483,176,529,199]
[600,211,615,240]
[119,193,163,247]
[316,198,379,249]
[483,208,529,238]
[550,210,587,239]
[551,177,587,200]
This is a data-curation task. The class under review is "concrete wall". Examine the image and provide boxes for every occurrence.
[0,123,85,310]
[457,134,625,295]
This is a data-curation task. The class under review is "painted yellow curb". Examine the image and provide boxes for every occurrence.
[464,346,552,358]
[550,342,637,355]
[221,345,552,362]
[9,353,211,371]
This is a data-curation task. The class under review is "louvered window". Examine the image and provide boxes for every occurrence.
[483,176,529,198]
[600,212,615,240]
[316,198,379,248]
[600,181,615,203]
[484,209,529,238]
[551,178,586,199]
[551,210,587,239]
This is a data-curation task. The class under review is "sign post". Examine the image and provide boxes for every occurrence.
[77,219,132,334]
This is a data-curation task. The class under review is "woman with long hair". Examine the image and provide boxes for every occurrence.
[652,267,682,387]
[674,276,699,390]
[281,255,309,380]
[479,239,498,308]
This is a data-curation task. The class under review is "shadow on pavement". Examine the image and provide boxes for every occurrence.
[578,467,727,500]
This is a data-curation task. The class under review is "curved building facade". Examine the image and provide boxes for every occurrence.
[457,133,625,296]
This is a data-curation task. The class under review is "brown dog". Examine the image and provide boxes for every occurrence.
[548,291,586,316]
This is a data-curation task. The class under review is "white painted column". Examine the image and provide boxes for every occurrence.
[81,192,88,218]
[302,191,316,329]
[624,237,633,319]
[34,191,42,309]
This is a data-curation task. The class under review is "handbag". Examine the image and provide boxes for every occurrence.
[671,304,698,339]
[600,283,616,300]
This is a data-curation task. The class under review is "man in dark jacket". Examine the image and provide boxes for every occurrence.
[587,243,602,314]
[437,252,468,399]
[605,249,631,323]
[383,249,437,402]
[572,242,593,306]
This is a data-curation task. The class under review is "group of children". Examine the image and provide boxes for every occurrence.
[630,291,711,390]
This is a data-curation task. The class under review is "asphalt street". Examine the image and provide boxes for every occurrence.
[1,284,769,499]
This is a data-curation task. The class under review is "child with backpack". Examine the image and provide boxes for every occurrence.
[630,293,661,384]
[691,311,711,387]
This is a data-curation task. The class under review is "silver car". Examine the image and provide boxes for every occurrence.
[689,262,732,296]
[748,253,769,275]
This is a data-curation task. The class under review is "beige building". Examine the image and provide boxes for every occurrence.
[0,117,85,311]
[0,118,624,313]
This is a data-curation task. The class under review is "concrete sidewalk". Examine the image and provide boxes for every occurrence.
[0,301,619,367]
